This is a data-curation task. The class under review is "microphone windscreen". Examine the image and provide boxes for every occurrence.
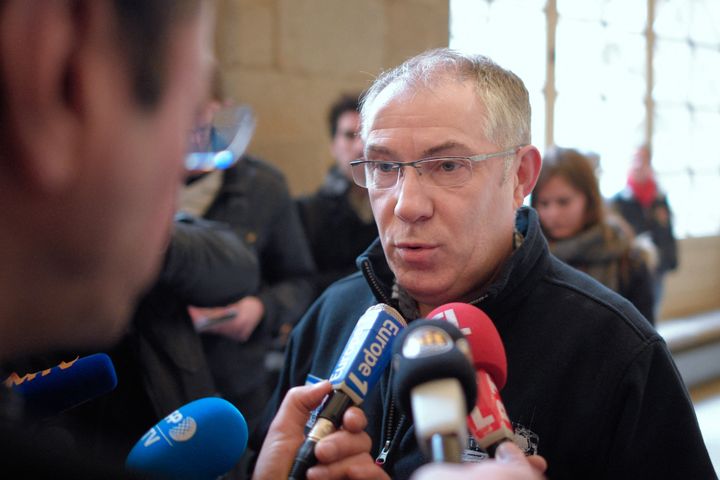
[428,303,507,389]
[126,397,248,480]
[392,319,477,418]
[5,353,117,418]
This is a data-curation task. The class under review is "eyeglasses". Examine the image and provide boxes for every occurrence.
[185,105,256,172]
[349,147,520,190]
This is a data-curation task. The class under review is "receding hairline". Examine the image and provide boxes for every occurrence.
[360,49,532,150]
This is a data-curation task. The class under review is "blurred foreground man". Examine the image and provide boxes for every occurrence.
[255,48,714,479]
[0,1,385,478]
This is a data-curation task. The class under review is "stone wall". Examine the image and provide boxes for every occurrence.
[214,0,449,195]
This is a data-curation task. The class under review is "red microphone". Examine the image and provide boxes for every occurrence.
[428,303,513,455]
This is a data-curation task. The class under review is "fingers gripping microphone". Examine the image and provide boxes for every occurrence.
[3,353,117,418]
[392,319,477,464]
[126,397,248,480]
[289,304,406,480]
[429,303,513,456]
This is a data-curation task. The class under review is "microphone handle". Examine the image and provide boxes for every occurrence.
[288,436,320,480]
[429,433,462,463]
[289,392,353,479]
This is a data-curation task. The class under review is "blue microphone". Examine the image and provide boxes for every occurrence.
[126,397,248,480]
[3,353,117,418]
[288,304,406,480]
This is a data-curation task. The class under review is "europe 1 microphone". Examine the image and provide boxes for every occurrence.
[392,319,477,464]
[288,303,406,480]
[429,302,514,456]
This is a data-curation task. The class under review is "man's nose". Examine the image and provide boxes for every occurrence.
[393,166,433,223]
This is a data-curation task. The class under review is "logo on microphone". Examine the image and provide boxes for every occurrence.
[402,326,453,358]
[169,417,198,442]
[329,305,406,404]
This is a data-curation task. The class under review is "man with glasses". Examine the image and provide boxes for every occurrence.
[254,49,714,479]
[297,93,379,297]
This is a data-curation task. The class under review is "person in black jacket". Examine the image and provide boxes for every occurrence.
[297,93,379,297]
[531,147,655,323]
[183,153,318,434]
[610,145,678,316]
[251,48,714,479]
[180,66,317,431]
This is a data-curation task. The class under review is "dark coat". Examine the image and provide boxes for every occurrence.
[251,207,714,480]
[610,187,678,274]
[200,155,316,428]
[296,166,379,296]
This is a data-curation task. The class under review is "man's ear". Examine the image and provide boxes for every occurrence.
[512,145,542,209]
[0,0,89,193]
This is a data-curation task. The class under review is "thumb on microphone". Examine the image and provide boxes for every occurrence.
[410,442,547,480]
[496,442,548,474]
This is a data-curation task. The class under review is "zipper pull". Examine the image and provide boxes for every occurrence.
[375,440,391,465]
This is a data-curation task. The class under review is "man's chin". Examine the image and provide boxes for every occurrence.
[398,283,453,312]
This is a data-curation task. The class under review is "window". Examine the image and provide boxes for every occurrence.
[450,0,720,237]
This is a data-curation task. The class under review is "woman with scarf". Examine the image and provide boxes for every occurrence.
[610,145,678,317]
[531,147,656,324]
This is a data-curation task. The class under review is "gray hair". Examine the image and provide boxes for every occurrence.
[360,48,531,151]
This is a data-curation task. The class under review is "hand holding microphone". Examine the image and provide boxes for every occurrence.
[255,381,390,480]
[410,442,547,480]
[288,304,406,479]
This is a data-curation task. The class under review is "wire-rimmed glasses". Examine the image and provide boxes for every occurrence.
[349,147,520,189]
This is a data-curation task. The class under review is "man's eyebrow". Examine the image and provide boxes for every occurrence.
[421,141,469,158]
[366,141,470,160]
[365,145,396,158]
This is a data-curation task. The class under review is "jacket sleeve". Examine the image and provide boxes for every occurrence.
[624,249,656,324]
[602,340,715,478]
[255,183,317,334]
[652,195,678,273]
[159,216,260,306]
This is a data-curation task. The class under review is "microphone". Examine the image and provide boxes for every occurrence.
[126,397,248,480]
[288,304,406,480]
[392,319,477,463]
[3,353,117,418]
[429,303,513,456]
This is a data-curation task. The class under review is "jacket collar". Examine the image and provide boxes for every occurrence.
[356,207,550,319]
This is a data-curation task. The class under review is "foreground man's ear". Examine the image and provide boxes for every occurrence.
[0,0,112,194]
[511,145,542,209]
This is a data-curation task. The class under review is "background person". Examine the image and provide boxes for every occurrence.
[610,144,678,317]
[531,146,655,323]
[181,65,317,434]
[296,93,379,297]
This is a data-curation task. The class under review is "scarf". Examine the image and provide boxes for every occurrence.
[627,176,657,209]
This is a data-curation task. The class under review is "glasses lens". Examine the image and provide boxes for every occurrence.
[420,158,472,187]
[185,105,256,172]
[350,162,368,188]
[366,162,400,189]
